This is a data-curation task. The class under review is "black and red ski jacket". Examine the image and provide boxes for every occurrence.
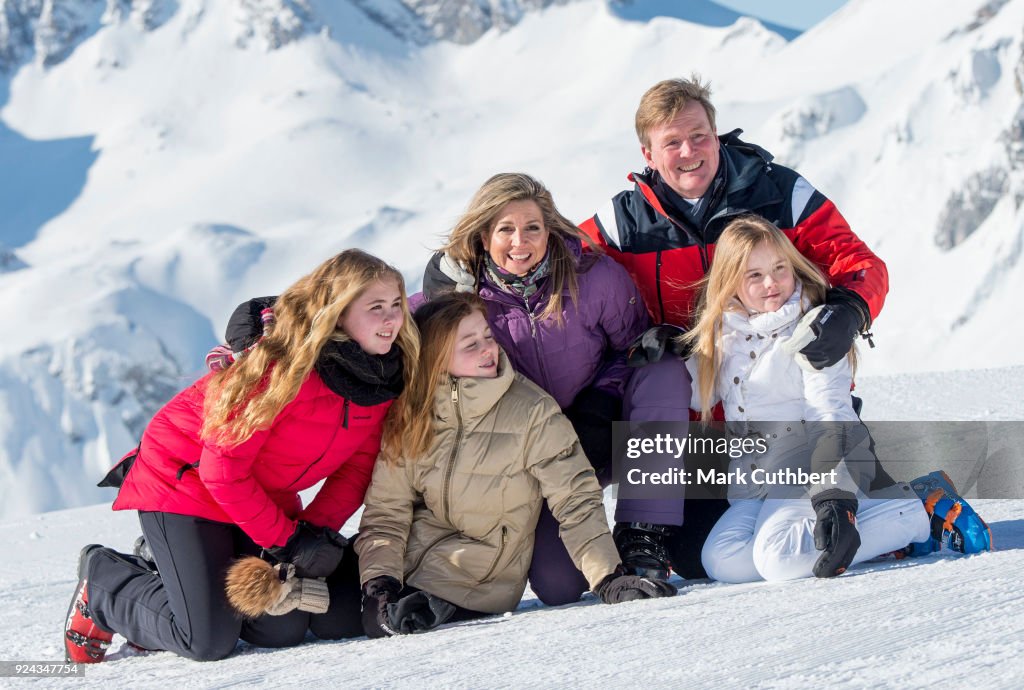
[579,130,887,328]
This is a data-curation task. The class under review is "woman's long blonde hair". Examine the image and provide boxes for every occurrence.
[201,249,419,446]
[380,292,487,463]
[442,172,594,324]
[681,215,834,422]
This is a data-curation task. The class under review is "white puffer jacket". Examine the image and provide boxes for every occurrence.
[687,283,865,500]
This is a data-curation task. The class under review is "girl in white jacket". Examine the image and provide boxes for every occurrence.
[681,215,931,583]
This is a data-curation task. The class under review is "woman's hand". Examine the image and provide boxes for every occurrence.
[594,565,677,604]
[386,591,457,634]
[361,575,402,638]
[627,325,689,367]
[267,521,347,578]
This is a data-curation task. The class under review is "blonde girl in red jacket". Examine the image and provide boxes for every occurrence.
[64,249,418,663]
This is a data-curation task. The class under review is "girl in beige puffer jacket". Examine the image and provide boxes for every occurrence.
[355,293,676,636]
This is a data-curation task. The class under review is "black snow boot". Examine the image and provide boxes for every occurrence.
[133,536,157,571]
[612,522,673,581]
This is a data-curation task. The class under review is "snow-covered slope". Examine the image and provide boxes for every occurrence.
[0,0,1022,519]
[6,364,1023,684]
[6,493,1023,686]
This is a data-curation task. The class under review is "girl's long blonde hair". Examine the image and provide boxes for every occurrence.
[380,292,487,463]
[201,249,419,446]
[681,215,833,422]
[442,172,594,324]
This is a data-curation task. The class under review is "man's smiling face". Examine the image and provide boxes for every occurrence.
[641,100,720,200]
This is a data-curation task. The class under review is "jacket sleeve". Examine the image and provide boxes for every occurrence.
[801,357,873,499]
[355,457,417,586]
[225,296,278,351]
[523,395,621,589]
[422,251,476,298]
[685,355,720,411]
[590,257,651,397]
[789,191,888,322]
[298,428,383,531]
[198,424,295,549]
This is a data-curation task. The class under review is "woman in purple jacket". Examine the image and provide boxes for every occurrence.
[227,175,696,603]
[419,173,691,604]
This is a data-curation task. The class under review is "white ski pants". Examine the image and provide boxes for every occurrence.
[701,496,931,583]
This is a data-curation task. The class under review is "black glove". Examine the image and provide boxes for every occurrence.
[626,325,689,367]
[225,296,278,351]
[594,565,677,604]
[267,521,347,578]
[386,591,457,635]
[361,575,402,638]
[612,522,674,580]
[798,288,870,370]
[812,490,861,578]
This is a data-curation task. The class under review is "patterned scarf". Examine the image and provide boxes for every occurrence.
[483,251,552,299]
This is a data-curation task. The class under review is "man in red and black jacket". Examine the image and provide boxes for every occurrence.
[580,76,885,580]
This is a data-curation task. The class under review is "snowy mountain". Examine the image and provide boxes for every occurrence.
[0,0,1022,519]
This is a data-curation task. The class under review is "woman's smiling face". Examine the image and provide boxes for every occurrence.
[482,200,550,276]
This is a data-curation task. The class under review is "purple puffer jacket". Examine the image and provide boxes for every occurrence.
[419,239,649,409]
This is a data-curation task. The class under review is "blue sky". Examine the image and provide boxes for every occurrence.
[715,0,848,30]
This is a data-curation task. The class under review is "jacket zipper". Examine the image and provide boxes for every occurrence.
[285,403,346,489]
[655,250,665,323]
[646,205,709,321]
[664,213,710,275]
[482,285,555,392]
[442,380,464,524]
[478,525,509,584]
[524,295,552,392]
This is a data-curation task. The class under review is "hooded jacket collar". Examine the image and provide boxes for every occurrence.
[433,349,516,426]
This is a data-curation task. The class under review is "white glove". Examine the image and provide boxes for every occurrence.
[781,305,824,373]
[439,253,476,293]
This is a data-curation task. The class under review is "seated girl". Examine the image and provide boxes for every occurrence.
[355,293,675,636]
[681,216,945,583]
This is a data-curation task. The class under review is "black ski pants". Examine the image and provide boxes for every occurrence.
[86,511,362,661]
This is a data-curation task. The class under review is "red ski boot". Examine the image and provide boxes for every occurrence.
[64,545,114,663]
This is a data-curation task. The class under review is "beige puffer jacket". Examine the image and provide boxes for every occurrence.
[356,351,620,613]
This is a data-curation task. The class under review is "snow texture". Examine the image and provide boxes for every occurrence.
[5,363,1024,683]
[5,491,1023,686]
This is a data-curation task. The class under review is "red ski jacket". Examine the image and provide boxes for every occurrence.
[579,131,887,328]
[113,371,391,548]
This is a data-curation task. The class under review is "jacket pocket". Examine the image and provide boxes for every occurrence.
[477,525,509,585]
[175,460,201,480]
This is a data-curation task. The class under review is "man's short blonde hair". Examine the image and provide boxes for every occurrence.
[635,75,716,148]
